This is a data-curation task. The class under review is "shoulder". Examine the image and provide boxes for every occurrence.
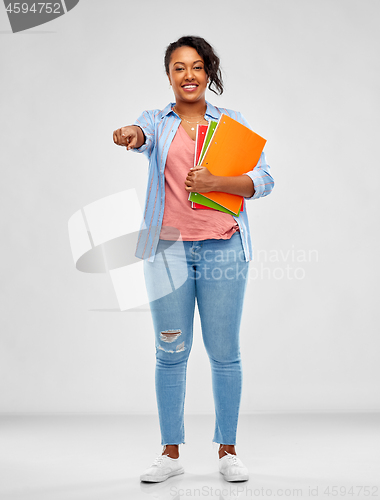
[213,106,241,121]
[206,102,250,128]
[135,103,175,127]
[135,108,162,122]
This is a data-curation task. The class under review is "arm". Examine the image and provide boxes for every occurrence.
[185,111,274,199]
[131,110,155,157]
[185,152,274,199]
[113,125,145,149]
[211,174,255,198]
[241,151,274,200]
[113,110,155,157]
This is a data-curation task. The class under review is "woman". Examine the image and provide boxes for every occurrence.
[113,35,274,483]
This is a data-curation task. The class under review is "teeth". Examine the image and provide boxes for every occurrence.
[183,85,197,89]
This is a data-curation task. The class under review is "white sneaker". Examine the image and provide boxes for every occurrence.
[140,453,185,482]
[219,452,249,481]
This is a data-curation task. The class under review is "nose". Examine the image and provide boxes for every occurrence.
[184,67,195,80]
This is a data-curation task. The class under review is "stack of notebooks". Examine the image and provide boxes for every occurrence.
[189,114,267,216]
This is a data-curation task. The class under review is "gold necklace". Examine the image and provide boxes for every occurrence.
[173,106,207,131]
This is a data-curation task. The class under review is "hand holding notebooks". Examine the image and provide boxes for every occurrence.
[189,114,266,215]
[191,121,244,215]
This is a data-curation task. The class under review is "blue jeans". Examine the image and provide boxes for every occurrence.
[143,231,249,446]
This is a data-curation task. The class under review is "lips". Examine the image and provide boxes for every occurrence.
[182,84,199,92]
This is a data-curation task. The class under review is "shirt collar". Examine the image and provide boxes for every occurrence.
[160,100,220,120]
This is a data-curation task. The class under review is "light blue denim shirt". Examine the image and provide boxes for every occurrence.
[132,100,274,262]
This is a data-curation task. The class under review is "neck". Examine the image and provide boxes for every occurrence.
[173,100,207,118]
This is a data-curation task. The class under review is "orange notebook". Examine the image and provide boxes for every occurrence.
[198,114,266,214]
[191,123,244,213]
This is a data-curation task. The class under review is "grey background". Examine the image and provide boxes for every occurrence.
[0,0,379,415]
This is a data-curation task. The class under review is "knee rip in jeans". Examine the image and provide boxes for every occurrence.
[158,330,185,353]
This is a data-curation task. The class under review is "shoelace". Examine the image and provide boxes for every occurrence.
[223,452,240,465]
[151,454,170,467]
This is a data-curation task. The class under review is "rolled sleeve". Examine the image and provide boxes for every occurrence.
[243,152,275,200]
[132,110,155,158]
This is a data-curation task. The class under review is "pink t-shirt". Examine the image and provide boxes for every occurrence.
[160,124,240,241]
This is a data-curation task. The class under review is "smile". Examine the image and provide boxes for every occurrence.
[182,84,198,92]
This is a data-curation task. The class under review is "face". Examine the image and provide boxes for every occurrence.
[167,46,209,104]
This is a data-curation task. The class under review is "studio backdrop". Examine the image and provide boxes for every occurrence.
[0,0,379,414]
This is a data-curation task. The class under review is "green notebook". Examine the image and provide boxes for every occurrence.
[190,192,242,216]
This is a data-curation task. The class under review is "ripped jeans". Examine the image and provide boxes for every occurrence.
[143,231,249,446]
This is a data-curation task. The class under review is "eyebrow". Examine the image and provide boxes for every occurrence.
[173,60,204,66]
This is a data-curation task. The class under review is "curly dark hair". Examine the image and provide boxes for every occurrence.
[164,35,224,95]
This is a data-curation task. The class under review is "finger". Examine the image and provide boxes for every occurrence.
[118,127,130,146]
[126,135,137,150]
[115,129,124,145]
[120,129,128,145]
[123,135,133,148]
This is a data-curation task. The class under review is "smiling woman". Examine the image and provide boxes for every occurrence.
[112,35,274,484]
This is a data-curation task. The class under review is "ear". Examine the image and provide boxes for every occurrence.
[167,73,172,86]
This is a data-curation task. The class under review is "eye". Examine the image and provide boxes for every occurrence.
[175,67,184,71]
[194,66,203,70]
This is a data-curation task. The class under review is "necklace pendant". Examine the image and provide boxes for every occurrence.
[191,127,195,131]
